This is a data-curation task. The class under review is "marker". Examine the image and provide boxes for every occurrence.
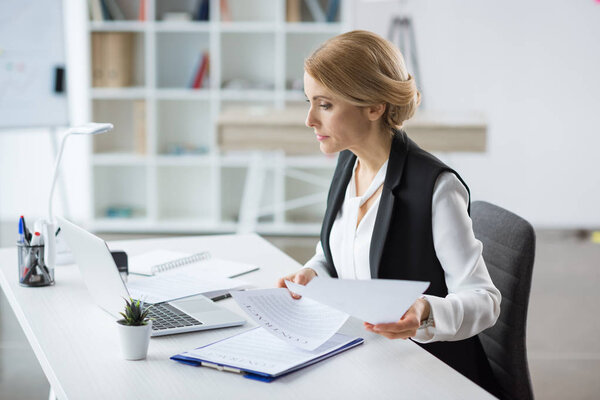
[31,231,43,246]
[18,217,25,244]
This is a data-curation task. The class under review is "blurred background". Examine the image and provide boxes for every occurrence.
[0,0,598,398]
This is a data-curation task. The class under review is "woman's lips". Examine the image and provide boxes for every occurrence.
[316,135,329,141]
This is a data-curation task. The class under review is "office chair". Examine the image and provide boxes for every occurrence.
[471,201,536,400]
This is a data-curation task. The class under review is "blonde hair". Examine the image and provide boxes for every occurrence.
[304,30,421,133]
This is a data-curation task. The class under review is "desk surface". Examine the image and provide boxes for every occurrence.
[0,233,494,400]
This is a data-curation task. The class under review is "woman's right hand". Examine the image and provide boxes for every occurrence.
[276,268,317,299]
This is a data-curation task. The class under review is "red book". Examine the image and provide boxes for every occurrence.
[192,52,209,89]
[138,0,146,21]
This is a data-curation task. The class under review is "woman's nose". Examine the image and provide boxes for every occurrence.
[305,108,318,128]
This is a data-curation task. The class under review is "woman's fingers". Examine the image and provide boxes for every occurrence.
[276,268,317,299]
[363,311,420,339]
[373,317,420,333]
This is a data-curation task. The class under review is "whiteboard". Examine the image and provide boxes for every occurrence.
[0,0,69,129]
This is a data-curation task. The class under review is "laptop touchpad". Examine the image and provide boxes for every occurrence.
[172,296,218,314]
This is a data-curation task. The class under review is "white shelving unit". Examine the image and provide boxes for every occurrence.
[87,0,351,234]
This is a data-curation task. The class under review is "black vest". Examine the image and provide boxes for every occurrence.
[320,131,500,397]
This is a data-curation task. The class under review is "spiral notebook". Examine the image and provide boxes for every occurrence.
[126,250,259,304]
[128,250,257,277]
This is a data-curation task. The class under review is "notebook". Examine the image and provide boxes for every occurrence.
[171,327,363,382]
[128,250,258,277]
[125,250,259,304]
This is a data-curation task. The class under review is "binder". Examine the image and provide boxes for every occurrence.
[171,327,363,382]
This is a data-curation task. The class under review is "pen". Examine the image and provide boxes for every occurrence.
[22,215,32,244]
[210,293,232,302]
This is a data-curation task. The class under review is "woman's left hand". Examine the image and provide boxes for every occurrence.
[364,297,431,340]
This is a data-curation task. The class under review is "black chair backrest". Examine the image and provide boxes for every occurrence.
[471,201,536,400]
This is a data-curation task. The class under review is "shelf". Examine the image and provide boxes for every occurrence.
[157,166,214,220]
[91,218,238,234]
[284,23,343,33]
[92,154,147,165]
[219,89,277,101]
[219,22,278,32]
[91,87,147,99]
[155,88,212,100]
[156,155,213,166]
[285,90,307,101]
[89,21,147,32]
[156,99,212,155]
[93,165,147,219]
[87,0,351,234]
[154,21,211,32]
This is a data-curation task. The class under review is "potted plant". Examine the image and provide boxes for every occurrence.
[116,298,153,360]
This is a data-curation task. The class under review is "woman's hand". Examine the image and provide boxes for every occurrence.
[276,268,317,299]
[364,298,431,339]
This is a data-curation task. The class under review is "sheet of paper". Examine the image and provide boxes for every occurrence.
[285,278,430,324]
[231,288,348,351]
[127,275,248,304]
[162,259,259,280]
[182,327,356,376]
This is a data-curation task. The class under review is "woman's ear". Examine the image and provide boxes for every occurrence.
[366,103,387,121]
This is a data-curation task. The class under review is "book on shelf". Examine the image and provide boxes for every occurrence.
[190,52,210,89]
[133,100,146,154]
[88,0,126,21]
[138,0,146,21]
[286,0,301,22]
[326,0,340,22]
[194,0,210,21]
[305,0,326,22]
[104,0,126,20]
[91,32,133,87]
[89,0,104,21]
[220,0,232,22]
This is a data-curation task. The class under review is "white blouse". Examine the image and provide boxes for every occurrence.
[304,160,501,343]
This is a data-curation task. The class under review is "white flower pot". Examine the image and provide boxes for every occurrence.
[117,320,152,360]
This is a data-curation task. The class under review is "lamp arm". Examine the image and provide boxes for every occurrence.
[48,131,72,223]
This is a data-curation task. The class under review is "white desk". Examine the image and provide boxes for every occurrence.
[0,234,495,399]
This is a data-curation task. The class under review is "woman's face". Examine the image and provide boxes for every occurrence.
[304,72,372,154]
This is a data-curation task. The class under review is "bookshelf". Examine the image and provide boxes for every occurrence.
[87,0,351,234]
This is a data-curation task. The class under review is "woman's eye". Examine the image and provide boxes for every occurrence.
[320,103,331,110]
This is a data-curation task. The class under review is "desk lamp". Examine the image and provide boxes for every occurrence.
[44,122,113,271]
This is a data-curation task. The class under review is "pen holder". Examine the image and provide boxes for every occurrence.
[17,243,55,287]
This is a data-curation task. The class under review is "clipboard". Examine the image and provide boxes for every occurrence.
[171,327,364,382]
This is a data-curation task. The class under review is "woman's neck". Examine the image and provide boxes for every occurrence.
[350,127,392,176]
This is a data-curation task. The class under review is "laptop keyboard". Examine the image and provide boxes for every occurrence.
[146,303,203,331]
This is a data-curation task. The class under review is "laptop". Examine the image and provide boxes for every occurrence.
[56,216,246,337]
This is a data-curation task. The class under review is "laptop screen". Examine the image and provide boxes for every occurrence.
[57,216,130,319]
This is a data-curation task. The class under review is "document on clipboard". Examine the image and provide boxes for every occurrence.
[170,327,363,382]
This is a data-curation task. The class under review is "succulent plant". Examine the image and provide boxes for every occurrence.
[118,297,152,326]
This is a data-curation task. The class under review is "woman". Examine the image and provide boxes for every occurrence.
[277,30,501,395]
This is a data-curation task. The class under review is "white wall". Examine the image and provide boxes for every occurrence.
[1,0,599,228]
[0,0,90,224]
[354,0,600,227]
